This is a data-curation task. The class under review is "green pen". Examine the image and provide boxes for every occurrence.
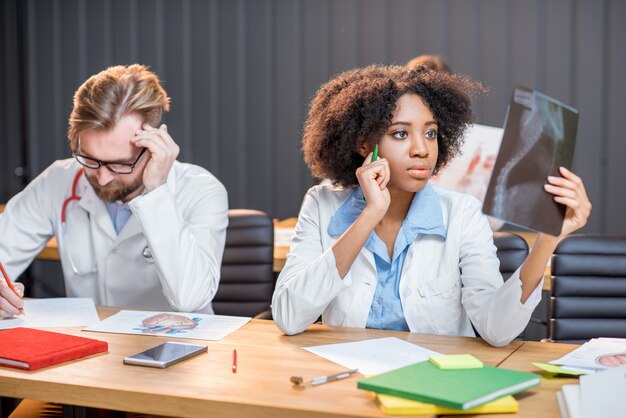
[363,144,379,201]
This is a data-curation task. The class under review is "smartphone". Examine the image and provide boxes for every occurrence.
[123,342,207,368]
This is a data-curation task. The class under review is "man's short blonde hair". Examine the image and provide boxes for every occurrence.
[67,64,170,150]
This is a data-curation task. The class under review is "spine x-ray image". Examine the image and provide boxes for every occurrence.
[483,86,578,236]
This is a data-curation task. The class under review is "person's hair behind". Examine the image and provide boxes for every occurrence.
[302,64,485,187]
[67,64,170,150]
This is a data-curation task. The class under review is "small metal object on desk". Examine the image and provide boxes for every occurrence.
[290,369,359,387]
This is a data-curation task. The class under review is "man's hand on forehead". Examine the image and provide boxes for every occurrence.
[130,123,180,193]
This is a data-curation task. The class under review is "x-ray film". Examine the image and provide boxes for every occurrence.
[483,86,578,235]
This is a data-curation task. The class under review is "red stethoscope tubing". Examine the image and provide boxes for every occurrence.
[61,169,84,224]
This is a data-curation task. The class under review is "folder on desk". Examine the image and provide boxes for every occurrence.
[0,327,108,371]
[358,360,539,411]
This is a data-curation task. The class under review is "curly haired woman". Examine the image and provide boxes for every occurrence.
[272,65,591,346]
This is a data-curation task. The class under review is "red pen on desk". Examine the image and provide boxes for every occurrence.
[0,261,25,315]
[232,349,237,373]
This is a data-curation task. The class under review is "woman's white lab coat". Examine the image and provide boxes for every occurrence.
[272,184,542,346]
[0,159,228,313]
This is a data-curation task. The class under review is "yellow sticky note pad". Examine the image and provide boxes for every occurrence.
[429,354,484,370]
[532,362,585,376]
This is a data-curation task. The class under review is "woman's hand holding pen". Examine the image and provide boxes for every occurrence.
[356,150,391,219]
[331,149,390,278]
[131,123,180,194]
[0,279,24,318]
[543,166,592,237]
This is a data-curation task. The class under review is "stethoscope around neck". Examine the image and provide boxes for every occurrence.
[59,169,153,275]
[61,168,84,224]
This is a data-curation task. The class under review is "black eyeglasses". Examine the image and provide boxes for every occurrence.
[73,147,147,174]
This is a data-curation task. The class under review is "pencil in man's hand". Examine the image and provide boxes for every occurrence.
[0,261,25,315]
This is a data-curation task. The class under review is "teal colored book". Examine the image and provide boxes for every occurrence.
[357,361,540,411]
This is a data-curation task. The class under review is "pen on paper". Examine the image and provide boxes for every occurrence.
[290,369,359,387]
[232,349,237,373]
[0,261,25,315]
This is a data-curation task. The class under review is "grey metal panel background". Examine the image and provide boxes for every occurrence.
[1,0,25,199]
[606,0,626,232]
[1,0,625,232]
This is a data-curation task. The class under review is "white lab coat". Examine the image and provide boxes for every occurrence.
[272,183,543,346]
[0,159,228,313]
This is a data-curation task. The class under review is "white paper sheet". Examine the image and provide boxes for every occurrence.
[274,227,296,247]
[0,298,100,329]
[551,338,626,370]
[84,310,250,341]
[303,337,440,375]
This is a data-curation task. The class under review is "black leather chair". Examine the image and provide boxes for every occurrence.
[493,232,529,281]
[212,209,274,319]
[549,234,626,344]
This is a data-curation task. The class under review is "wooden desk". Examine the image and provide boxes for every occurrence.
[273,218,296,273]
[0,310,567,418]
[32,235,287,268]
[494,341,579,418]
[35,237,59,261]
[273,245,289,273]
[37,240,289,270]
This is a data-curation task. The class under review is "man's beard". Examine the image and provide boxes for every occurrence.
[86,174,144,202]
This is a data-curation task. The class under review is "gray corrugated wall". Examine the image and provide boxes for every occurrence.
[1,0,624,232]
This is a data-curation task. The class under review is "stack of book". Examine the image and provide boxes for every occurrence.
[556,365,625,418]
[358,356,540,416]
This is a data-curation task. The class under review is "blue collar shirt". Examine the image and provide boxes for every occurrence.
[327,184,447,331]
[104,201,133,235]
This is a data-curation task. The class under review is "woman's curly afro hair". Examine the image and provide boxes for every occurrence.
[302,65,486,187]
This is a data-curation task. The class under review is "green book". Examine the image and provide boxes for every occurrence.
[357,361,540,411]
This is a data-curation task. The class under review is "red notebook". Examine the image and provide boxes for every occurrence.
[0,327,108,371]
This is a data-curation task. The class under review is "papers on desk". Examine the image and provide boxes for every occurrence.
[551,338,626,417]
[550,337,626,373]
[557,384,581,418]
[303,337,440,375]
[556,365,626,418]
[84,310,250,341]
[274,226,296,247]
[0,298,100,329]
